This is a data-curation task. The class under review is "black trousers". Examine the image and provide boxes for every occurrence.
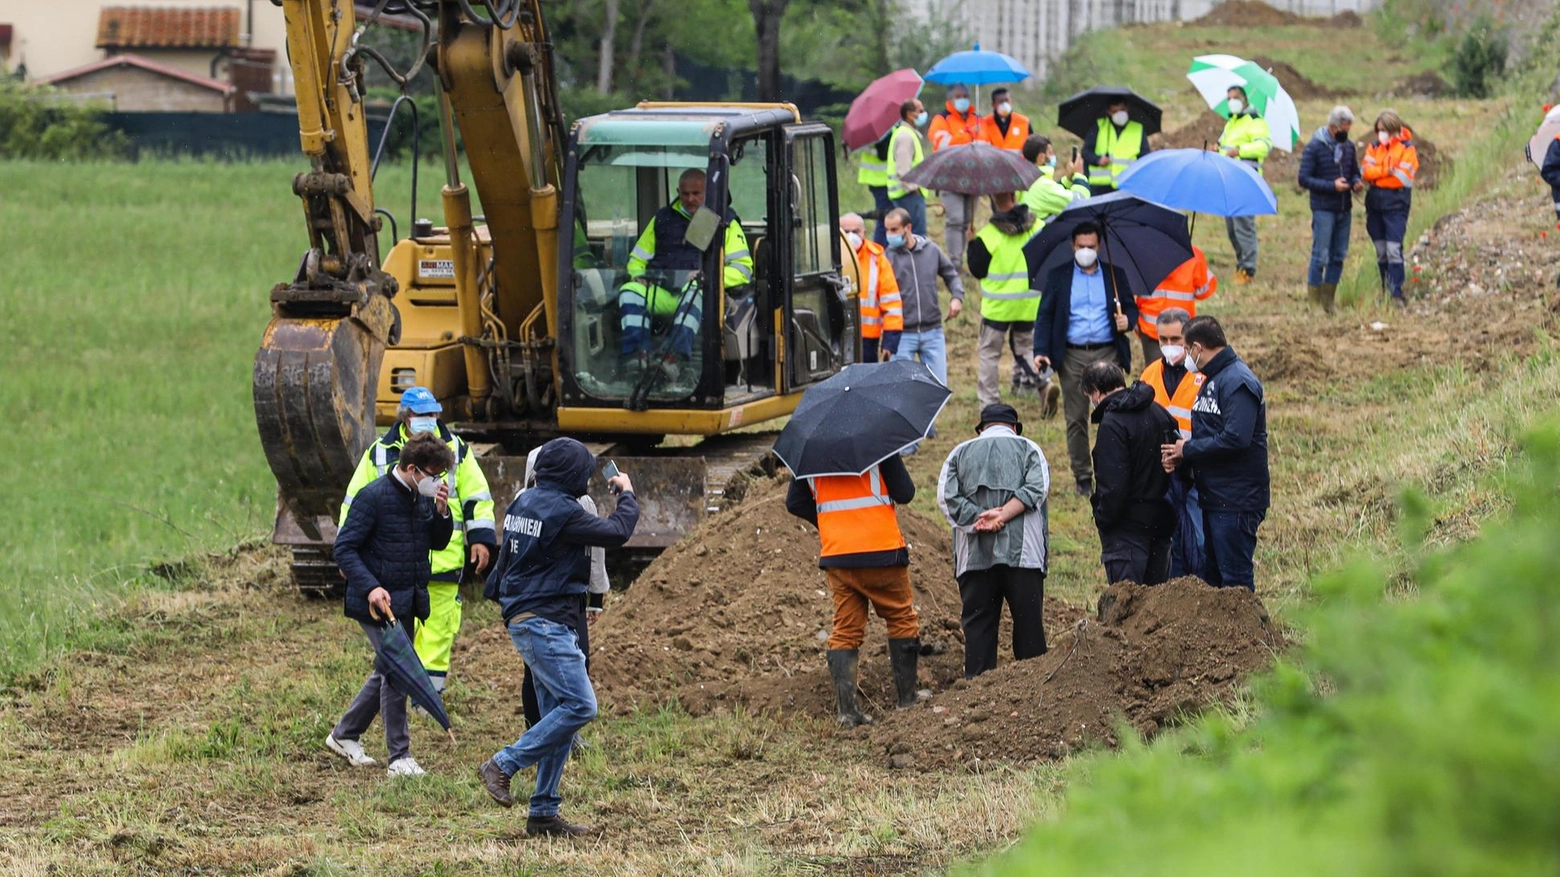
[958,564,1047,679]
[1099,526,1172,586]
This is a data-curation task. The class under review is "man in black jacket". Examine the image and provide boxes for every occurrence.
[1083,362,1177,585]
[1032,222,1139,496]
[477,438,638,837]
[1161,316,1269,591]
[326,433,455,778]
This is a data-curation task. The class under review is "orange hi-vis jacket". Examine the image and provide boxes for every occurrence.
[928,103,985,151]
[1135,245,1216,339]
[810,468,907,558]
[1362,128,1419,190]
[978,112,1031,151]
[1142,358,1205,439]
[853,239,903,340]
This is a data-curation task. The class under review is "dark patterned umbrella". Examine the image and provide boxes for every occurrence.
[898,141,1042,196]
[374,619,456,742]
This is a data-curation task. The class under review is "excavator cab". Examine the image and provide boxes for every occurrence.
[555,104,857,434]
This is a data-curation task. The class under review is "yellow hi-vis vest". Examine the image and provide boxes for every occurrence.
[1088,118,1145,190]
[975,222,1042,322]
[857,148,889,188]
[886,123,924,201]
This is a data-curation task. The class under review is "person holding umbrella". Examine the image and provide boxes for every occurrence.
[1361,110,1418,307]
[1031,221,1139,496]
[1214,86,1273,284]
[927,84,986,271]
[325,432,455,778]
[887,99,931,237]
[1085,98,1153,196]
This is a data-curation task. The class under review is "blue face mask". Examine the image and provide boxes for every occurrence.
[887,233,907,249]
[914,111,929,127]
[408,416,438,435]
[1046,154,1057,167]
[953,97,971,114]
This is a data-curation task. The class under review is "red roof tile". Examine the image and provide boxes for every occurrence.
[44,53,236,94]
[97,6,241,49]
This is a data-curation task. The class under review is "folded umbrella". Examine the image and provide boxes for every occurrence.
[844,68,925,153]
[1526,105,1560,167]
[1022,191,1194,303]
[772,360,952,479]
[899,141,1042,196]
[374,619,456,743]
[924,42,1032,86]
[1056,86,1163,140]
[1187,54,1301,152]
[1117,148,1276,217]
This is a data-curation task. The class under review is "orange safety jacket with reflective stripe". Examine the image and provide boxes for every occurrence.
[978,112,1031,151]
[853,240,903,339]
[928,103,985,151]
[810,468,907,558]
[1141,358,1204,439]
[1362,128,1419,191]
[1135,245,1216,339]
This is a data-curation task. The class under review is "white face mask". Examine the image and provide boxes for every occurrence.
[1227,98,1243,114]
[1185,348,1201,373]
[415,470,443,498]
[996,102,1012,116]
[1111,110,1129,126]
[844,231,863,251]
[1378,131,1390,145]
[1160,344,1185,365]
[1074,247,1098,269]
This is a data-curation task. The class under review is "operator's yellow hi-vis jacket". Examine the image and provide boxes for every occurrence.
[625,201,755,293]
[340,421,498,580]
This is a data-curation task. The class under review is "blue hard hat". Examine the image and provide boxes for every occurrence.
[399,386,443,414]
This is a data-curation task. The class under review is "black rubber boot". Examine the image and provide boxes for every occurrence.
[827,649,871,728]
[1319,283,1337,314]
[888,638,922,709]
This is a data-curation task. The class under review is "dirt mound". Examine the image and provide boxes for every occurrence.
[1196,1,1306,27]
[1250,56,1339,100]
[873,579,1282,769]
[591,476,1087,718]
[1390,70,1453,98]
[1412,133,1447,190]
[1323,9,1364,27]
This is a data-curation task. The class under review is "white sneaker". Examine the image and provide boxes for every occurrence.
[386,756,427,778]
[325,734,376,767]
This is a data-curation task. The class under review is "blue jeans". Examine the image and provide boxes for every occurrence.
[493,617,597,817]
[891,191,928,238]
[869,186,892,246]
[1366,207,1409,299]
[1307,209,1351,286]
[893,328,948,386]
[1202,508,1265,591]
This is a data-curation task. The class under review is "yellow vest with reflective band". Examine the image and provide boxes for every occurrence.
[1219,113,1272,168]
[975,222,1041,322]
[1142,359,1205,440]
[857,149,889,187]
[339,423,497,577]
[1089,119,1145,189]
[886,123,924,201]
[810,468,906,557]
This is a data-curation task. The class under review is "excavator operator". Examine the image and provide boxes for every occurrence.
[617,169,754,379]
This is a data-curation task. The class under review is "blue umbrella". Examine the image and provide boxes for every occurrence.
[1117,148,1277,217]
[924,42,1032,86]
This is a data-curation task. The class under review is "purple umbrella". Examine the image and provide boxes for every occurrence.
[899,141,1042,196]
[843,68,924,152]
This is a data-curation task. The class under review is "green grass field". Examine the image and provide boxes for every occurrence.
[4,8,1560,873]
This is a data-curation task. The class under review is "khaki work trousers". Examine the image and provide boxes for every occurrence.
[976,319,1036,408]
[1060,344,1121,485]
[824,565,920,650]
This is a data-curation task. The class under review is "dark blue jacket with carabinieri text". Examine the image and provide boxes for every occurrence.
[486,438,640,628]
[334,472,454,624]
[1182,347,1270,512]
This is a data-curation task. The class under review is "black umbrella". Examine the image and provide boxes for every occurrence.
[898,141,1042,196]
[1022,191,1193,306]
[1056,86,1163,140]
[772,360,952,478]
[374,619,456,743]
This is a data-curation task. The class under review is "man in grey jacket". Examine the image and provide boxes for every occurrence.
[882,207,965,388]
[936,404,1051,678]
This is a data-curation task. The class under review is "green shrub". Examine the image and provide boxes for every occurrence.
[1449,16,1509,99]
[983,420,1560,875]
[0,79,128,160]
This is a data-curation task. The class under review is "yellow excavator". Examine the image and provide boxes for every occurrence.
[254,0,862,591]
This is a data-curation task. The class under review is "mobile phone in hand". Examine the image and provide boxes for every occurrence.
[602,460,621,493]
[1071,146,1079,162]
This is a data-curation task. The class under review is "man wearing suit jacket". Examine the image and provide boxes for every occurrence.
[1031,222,1138,496]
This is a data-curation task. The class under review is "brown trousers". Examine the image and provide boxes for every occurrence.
[824,565,920,649]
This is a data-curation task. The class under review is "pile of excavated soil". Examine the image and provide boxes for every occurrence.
[1323,9,1364,27]
[1412,133,1447,190]
[1389,70,1453,98]
[1161,115,1298,184]
[873,579,1282,769]
[1250,56,1340,100]
[590,476,1085,718]
[1196,1,1306,27]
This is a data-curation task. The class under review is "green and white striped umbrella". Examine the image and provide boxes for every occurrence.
[1187,54,1301,152]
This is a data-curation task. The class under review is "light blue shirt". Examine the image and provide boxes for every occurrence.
[1066,264,1114,345]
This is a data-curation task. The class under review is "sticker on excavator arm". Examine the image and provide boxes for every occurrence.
[418,259,455,279]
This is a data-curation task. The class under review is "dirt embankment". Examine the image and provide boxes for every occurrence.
[588,477,1282,766]
[1195,1,1361,28]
